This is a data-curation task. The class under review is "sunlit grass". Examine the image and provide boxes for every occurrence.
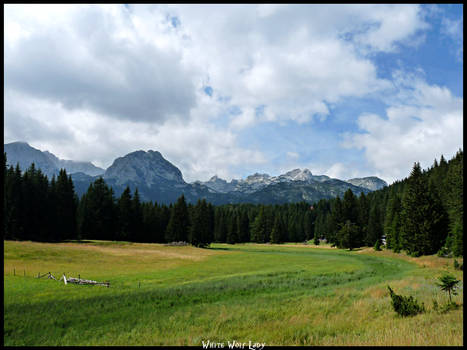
[4,240,463,346]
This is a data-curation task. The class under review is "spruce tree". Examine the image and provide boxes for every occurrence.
[226,211,238,244]
[366,205,382,247]
[251,206,268,242]
[342,189,358,224]
[237,211,250,243]
[190,200,207,247]
[117,186,133,241]
[401,163,448,256]
[337,220,359,250]
[444,150,463,256]
[165,194,190,243]
[132,188,143,241]
[270,215,285,243]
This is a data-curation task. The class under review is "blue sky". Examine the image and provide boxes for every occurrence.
[4,4,463,184]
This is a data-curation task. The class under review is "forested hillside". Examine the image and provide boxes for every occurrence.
[3,150,463,257]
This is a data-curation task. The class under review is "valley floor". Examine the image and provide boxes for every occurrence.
[3,240,463,346]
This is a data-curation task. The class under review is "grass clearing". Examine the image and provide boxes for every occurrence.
[4,240,463,346]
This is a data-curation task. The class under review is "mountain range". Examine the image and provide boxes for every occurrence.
[4,141,387,205]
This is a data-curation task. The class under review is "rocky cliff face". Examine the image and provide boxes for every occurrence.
[346,177,388,191]
[199,168,334,194]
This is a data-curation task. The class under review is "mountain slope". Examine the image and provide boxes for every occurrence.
[347,177,388,191]
[5,142,104,177]
[104,150,185,186]
[6,141,386,205]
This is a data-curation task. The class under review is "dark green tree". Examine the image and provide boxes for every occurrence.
[401,163,448,256]
[190,199,212,247]
[270,214,286,243]
[165,194,190,242]
[117,186,133,241]
[436,273,460,303]
[226,211,238,244]
[337,220,359,250]
[366,204,383,247]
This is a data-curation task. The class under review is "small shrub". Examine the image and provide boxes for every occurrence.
[439,301,460,314]
[437,246,452,258]
[436,273,461,303]
[374,240,382,251]
[453,259,463,271]
[387,286,425,317]
[432,299,438,311]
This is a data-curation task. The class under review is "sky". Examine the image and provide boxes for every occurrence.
[4,4,463,184]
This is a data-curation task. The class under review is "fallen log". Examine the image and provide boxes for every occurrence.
[65,277,110,287]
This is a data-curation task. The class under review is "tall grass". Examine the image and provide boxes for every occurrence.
[3,241,463,346]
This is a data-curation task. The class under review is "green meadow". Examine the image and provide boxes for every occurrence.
[3,240,463,346]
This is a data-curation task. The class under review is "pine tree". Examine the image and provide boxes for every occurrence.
[444,150,463,256]
[270,215,285,243]
[4,163,23,240]
[384,193,402,251]
[189,199,212,247]
[237,211,250,243]
[327,197,343,245]
[165,194,190,243]
[401,163,448,256]
[132,188,143,241]
[78,177,116,241]
[337,220,359,250]
[357,192,370,245]
[342,189,358,224]
[53,169,77,241]
[117,186,133,241]
[251,206,267,242]
[366,204,382,247]
[287,212,298,242]
[226,211,238,244]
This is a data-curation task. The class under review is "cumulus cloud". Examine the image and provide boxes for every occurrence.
[5,4,444,182]
[5,4,196,123]
[4,88,267,182]
[343,71,463,183]
[170,4,424,126]
[441,16,463,61]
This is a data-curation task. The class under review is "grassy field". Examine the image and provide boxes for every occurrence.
[3,240,463,346]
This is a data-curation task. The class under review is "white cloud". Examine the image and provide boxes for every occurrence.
[4,89,267,182]
[343,72,463,183]
[349,4,428,52]
[4,4,438,182]
[441,16,463,61]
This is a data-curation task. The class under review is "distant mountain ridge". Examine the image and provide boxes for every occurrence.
[5,141,105,177]
[4,141,388,204]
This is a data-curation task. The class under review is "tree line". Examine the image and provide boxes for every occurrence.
[3,149,463,257]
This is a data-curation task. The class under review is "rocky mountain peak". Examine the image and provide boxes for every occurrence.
[280,168,314,182]
[346,176,388,191]
[245,173,271,182]
[104,149,185,186]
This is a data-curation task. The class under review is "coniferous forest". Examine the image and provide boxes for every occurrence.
[3,149,463,257]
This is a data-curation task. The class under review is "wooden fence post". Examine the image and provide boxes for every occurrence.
[14,268,15,276]
[24,269,26,277]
